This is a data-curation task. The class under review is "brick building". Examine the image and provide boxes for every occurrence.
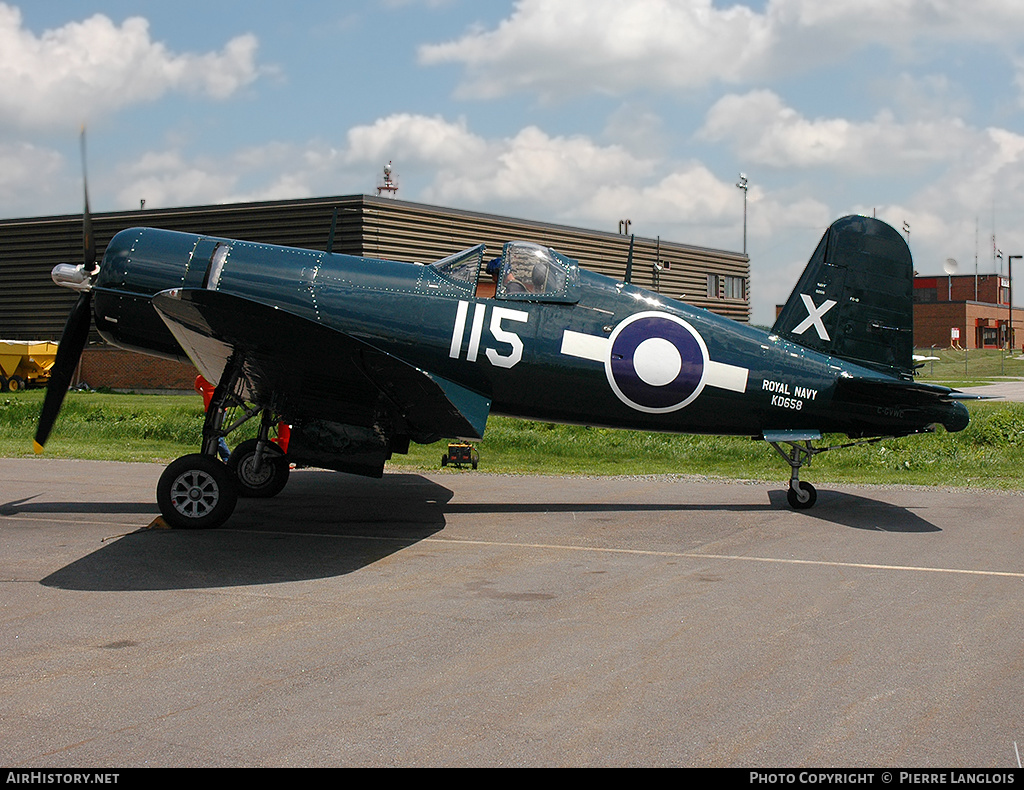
[913,273,1022,350]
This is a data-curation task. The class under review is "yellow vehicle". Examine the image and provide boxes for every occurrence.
[0,340,58,392]
[441,442,479,470]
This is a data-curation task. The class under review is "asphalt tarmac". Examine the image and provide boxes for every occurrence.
[961,379,1024,401]
[2,457,1024,768]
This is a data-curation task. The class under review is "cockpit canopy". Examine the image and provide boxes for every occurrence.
[429,240,579,303]
[430,244,486,287]
[495,241,577,302]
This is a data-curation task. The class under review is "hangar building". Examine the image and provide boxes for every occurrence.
[0,194,749,391]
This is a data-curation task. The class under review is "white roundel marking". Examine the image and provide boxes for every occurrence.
[605,311,710,414]
[633,337,681,387]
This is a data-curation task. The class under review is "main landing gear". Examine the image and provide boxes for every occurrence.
[156,373,290,529]
[157,453,238,530]
[229,438,290,498]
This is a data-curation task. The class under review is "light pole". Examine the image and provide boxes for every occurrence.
[1008,255,1020,351]
[735,173,748,256]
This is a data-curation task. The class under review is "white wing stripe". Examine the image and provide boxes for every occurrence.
[705,360,748,393]
[560,330,607,362]
[560,330,748,394]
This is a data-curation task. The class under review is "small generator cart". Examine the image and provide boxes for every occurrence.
[441,442,479,469]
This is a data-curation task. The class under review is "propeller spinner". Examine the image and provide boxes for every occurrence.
[34,129,97,453]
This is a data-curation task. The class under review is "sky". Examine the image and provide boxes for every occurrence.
[2,0,1023,325]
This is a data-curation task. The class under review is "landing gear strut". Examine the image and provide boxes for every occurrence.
[156,364,289,528]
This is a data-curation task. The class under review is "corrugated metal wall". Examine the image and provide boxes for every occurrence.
[0,194,749,342]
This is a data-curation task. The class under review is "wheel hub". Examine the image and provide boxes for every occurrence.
[240,456,273,486]
[170,470,219,518]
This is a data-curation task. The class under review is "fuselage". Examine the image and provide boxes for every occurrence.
[91,227,968,441]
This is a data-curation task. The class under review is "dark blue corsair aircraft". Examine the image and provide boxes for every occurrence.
[35,174,976,529]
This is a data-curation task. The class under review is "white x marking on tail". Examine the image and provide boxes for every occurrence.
[792,294,836,341]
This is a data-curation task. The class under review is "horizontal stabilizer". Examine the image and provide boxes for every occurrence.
[833,376,971,433]
[837,377,969,403]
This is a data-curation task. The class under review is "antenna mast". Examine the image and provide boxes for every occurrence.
[377,161,398,197]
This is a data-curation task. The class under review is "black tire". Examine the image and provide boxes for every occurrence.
[157,454,238,529]
[787,481,817,510]
[228,439,289,498]
[0,376,7,392]
[9,376,25,392]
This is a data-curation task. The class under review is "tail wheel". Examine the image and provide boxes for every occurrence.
[157,454,238,529]
[787,482,817,510]
[228,439,290,498]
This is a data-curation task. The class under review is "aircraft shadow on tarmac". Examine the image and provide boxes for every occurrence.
[39,472,452,592]
[765,489,940,533]
[0,495,158,516]
[445,488,939,534]
[37,472,938,592]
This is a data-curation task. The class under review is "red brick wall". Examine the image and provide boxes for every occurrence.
[914,303,1024,349]
[915,274,1006,305]
[78,347,196,391]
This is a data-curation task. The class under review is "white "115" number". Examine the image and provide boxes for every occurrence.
[449,301,529,369]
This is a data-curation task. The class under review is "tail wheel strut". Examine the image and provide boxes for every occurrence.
[766,438,820,510]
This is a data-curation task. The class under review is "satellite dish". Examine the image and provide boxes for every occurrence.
[943,257,958,275]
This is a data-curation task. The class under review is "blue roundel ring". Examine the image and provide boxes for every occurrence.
[604,312,709,413]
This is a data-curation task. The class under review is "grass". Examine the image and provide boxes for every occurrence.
[912,347,1024,386]
[4,387,1023,491]
[1,391,211,463]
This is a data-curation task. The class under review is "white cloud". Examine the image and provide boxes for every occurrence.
[419,0,1024,100]
[419,0,771,99]
[0,3,263,129]
[910,126,1024,245]
[575,164,741,229]
[0,141,64,215]
[342,113,488,168]
[338,113,657,219]
[698,89,977,171]
[112,142,329,209]
[114,150,234,209]
[425,125,656,209]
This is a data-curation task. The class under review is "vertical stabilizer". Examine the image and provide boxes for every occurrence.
[772,215,914,378]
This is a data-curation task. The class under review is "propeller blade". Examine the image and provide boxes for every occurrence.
[34,292,92,452]
[80,128,96,273]
[35,129,98,452]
